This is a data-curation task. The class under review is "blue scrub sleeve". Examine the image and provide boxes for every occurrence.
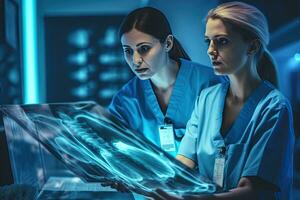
[242,105,294,191]
[177,97,201,162]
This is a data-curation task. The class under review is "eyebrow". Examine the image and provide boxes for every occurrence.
[204,34,229,39]
[122,42,153,48]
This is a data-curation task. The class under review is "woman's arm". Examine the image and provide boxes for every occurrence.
[212,177,276,200]
[174,155,276,200]
[176,155,196,169]
[154,176,276,200]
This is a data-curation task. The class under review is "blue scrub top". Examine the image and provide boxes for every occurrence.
[108,59,221,156]
[178,81,294,199]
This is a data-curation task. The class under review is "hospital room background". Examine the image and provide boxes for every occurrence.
[0,0,299,199]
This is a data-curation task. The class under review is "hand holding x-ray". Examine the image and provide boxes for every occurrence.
[1,102,217,197]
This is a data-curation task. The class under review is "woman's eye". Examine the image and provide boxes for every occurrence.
[217,38,229,46]
[138,46,151,55]
[204,39,210,46]
[123,48,133,55]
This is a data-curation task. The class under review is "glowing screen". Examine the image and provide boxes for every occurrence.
[1,102,217,197]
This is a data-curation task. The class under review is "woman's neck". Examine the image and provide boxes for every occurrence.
[150,58,179,114]
[150,59,179,91]
[228,64,261,103]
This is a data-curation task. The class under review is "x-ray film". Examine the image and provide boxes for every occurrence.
[1,102,217,197]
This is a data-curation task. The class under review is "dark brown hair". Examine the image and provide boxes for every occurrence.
[119,7,190,62]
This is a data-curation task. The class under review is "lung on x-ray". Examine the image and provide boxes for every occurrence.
[1,102,217,197]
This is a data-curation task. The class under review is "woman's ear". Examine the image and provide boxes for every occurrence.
[247,39,261,55]
[164,35,174,52]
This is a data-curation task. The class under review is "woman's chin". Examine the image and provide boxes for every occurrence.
[213,68,226,76]
[136,74,151,80]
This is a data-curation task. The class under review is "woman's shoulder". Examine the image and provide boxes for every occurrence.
[180,59,214,73]
[254,82,294,139]
[202,81,227,94]
[255,81,293,119]
[196,82,227,103]
[262,82,291,109]
[112,76,142,99]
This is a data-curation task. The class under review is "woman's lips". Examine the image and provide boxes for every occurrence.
[135,68,149,73]
[212,61,222,66]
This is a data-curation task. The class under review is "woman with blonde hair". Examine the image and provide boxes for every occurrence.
[153,2,294,200]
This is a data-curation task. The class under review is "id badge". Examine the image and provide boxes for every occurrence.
[158,124,176,152]
[213,153,225,187]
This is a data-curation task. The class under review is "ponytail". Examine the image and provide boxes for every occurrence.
[257,50,278,88]
[169,37,191,62]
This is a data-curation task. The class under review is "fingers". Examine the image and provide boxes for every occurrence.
[101,180,131,193]
[116,183,130,193]
[148,191,166,200]
[100,180,117,191]
[147,189,175,200]
[155,189,183,200]
[100,182,113,187]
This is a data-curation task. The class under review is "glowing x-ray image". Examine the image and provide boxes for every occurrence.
[1,102,217,197]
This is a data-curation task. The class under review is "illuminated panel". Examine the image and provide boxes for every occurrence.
[22,0,39,103]
[1,102,217,198]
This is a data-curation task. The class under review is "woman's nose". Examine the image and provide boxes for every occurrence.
[133,52,142,66]
[207,41,216,56]
[207,42,218,58]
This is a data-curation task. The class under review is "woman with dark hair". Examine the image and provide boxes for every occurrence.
[108,7,220,156]
[153,2,294,200]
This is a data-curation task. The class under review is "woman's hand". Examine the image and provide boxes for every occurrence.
[101,180,131,193]
[149,177,277,200]
[148,189,215,200]
[147,189,184,200]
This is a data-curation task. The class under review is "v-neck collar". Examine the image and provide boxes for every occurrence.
[143,59,188,123]
[214,81,274,144]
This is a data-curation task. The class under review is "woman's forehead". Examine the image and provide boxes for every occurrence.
[205,18,241,39]
[121,28,158,46]
[205,19,229,36]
